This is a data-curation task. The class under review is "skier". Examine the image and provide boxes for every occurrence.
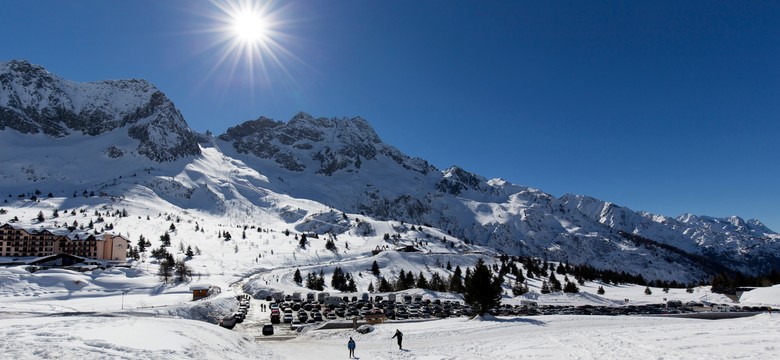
[347,337,356,358]
[392,329,403,350]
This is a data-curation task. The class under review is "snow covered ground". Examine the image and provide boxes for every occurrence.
[1,260,779,359]
[1,172,779,359]
[1,311,778,359]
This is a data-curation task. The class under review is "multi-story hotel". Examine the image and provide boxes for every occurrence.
[0,223,129,262]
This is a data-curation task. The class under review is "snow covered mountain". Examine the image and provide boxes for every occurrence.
[1,60,778,283]
[0,59,199,162]
[215,113,779,280]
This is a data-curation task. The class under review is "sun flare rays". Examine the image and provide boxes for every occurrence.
[195,0,305,95]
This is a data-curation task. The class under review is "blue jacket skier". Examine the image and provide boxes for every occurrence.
[348,337,356,358]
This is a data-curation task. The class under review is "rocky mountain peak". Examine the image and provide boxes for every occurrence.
[220,113,431,175]
[436,166,489,196]
[0,59,199,162]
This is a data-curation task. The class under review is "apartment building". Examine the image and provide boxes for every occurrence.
[0,223,129,262]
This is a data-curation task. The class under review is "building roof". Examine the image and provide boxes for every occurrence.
[0,223,130,242]
[189,283,211,291]
[27,253,87,265]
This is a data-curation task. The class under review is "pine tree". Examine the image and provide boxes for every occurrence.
[299,234,307,249]
[511,279,528,296]
[331,267,347,290]
[158,259,174,283]
[396,270,408,290]
[597,286,605,295]
[416,272,429,289]
[449,266,464,293]
[463,259,503,316]
[367,281,375,293]
[347,278,357,292]
[430,272,446,292]
[556,263,566,275]
[306,272,318,290]
[378,276,393,292]
[294,269,303,285]
[138,235,147,253]
[404,271,415,289]
[371,260,380,276]
[540,281,551,294]
[549,273,562,292]
[644,286,653,295]
[563,281,579,293]
[160,232,171,247]
[37,211,45,222]
[185,245,194,258]
[174,259,192,282]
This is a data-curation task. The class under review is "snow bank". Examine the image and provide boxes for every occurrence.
[739,285,780,307]
[0,315,278,360]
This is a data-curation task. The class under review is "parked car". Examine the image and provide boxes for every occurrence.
[220,316,236,330]
[283,314,293,323]
[234,312,245,323]
[262,324,274,336]
[290,319,302,330]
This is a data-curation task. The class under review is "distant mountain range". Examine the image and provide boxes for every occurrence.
[1,59,778,283]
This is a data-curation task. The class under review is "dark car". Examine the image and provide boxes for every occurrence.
[220,316,236,330]
[262,324,274,336]
[312,312,323,322]
[234,312,245,323]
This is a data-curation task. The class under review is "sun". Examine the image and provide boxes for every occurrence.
[231,9,269,45]
[194,0,303,91]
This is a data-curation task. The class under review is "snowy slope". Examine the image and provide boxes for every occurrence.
[216,113,779,280]
[1,60,778,283]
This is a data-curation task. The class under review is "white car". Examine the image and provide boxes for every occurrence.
[290,319,302,330]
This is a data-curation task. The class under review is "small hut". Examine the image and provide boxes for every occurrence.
[189,283,211,300]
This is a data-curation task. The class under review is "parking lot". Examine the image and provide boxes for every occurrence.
[228,292,766,339]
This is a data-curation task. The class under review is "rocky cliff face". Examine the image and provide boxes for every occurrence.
[219,112,434,175]
[0,60,199,162]
[218,113,780,281]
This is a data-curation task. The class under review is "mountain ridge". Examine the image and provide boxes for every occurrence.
[0,59,200,162]
[1,59,777,282]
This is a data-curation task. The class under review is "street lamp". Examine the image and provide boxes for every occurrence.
[121,289,130,309]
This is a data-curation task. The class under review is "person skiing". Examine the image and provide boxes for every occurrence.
[347,337,356,358]
[392,329,403,350]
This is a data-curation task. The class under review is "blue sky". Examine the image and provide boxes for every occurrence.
[2,1,778,230]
